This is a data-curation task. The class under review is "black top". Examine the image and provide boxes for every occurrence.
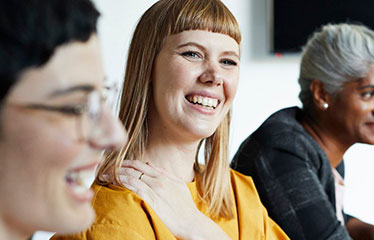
[231,107,351,240]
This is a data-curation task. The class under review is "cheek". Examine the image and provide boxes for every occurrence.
[154,64,197,103]
[6,114,83,171]
[345,100,371,122]
[0,115,86,226]
[224,73,239,103]
[167,63,197,89]
[36,134,83,168]
[331,96,372,130]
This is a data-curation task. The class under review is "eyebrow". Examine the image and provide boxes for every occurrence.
[48,84,95,98]
[358,84,374,90]
[177,42,240,59]
[221,51,240,59]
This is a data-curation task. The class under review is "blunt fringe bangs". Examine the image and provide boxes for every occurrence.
[97,0,240,220]
[171,0,241,44]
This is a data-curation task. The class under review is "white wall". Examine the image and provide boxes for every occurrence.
[33,0,374,239]
[91,0,374,226]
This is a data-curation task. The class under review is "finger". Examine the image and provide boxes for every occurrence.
[118,167,159,190]
[121,160,159,178]
[119,174,152,200]
[98,173,112,182]
[119,161,170,192]
[118,166,146,179]
[145,161,166,174]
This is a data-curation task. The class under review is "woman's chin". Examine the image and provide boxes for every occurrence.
[190,130,217,141]
[54,205,95,235]
[361,138,374,145]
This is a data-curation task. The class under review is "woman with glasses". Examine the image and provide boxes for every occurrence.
[232,23,374,240]
[0,0,126,239]
[54,0,289,239]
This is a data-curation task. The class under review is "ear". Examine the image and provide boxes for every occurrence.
[310,80,330,110]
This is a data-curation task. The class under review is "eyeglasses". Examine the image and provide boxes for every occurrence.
[10,89,114,141]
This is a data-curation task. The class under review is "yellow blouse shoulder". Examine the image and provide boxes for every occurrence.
[229,169,290,239]
[230,169,261,200]
[52,182,157,240]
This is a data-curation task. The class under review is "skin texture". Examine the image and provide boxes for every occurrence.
[305,68,374,167]
[346,218,374,240]
[121,30,240,239]
[146,30,240,181]
[327,70,374,146]
[302,68,374,239]
[0,35,126,240]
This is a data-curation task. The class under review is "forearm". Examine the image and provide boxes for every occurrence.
[346,218,374,240]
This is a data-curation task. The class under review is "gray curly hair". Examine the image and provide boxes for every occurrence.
[299,23,374,111]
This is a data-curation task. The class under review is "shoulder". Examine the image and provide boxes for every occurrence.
[51,183,153,240]
[52,224,148,240]
[90,182,150,224]
[86,182,155,238]
[236,107,314,154]
[229,169,262,206]
[232,107,324,171]
[253,107,313,149]
[230,169,254,186]
[229,169,290,239]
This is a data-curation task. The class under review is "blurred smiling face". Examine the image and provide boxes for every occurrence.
[150,30,240,141]
[0,35,125,234]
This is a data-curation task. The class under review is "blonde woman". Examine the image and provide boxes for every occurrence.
[53,0,289,239]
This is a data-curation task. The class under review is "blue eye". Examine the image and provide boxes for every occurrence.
[221,59,237,66]
[181,51,201,59]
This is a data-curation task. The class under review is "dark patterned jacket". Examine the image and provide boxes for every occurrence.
[231,107,351,240]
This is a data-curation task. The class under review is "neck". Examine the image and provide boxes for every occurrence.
[144,122,201,183]
[143,142,198,183]
[301,111,352,168]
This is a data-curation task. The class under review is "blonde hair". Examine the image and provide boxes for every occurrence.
[97,0,241,219]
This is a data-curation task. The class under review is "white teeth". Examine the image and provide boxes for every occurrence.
[66,169,95,194]
[187,95,219,109]
[78,169,96,185]
[71,184,87,194]
[198,96,203,104]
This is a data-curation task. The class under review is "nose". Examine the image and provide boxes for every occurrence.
[88,104,127,151]
[199,62,223,86]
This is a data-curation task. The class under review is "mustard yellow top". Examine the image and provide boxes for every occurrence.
[52,170,289,240]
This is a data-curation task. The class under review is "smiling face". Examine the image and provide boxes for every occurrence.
[149,30,240,142]
[0,35,125,236]
[327,67,374,145]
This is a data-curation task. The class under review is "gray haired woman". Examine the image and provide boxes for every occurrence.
[232,23,374,240]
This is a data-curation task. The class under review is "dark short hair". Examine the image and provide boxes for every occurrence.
[0,0,100,101]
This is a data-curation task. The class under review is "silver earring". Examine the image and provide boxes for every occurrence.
[322,103,328,109]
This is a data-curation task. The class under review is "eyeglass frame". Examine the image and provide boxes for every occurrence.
[6,85,118,141]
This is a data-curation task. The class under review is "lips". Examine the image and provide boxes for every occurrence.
[185,94,220,109]
[365,122,374,128]
[65,162,98,202]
